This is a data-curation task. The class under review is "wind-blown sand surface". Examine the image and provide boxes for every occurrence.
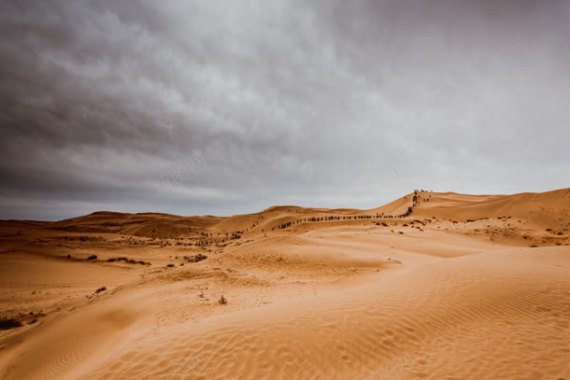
[1,189,569,379]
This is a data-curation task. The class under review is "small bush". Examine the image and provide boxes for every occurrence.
[107,257,150,265]
[166,263,175,268]
[86,255,97,261]
[0,318,23,330]
[95,286,107,293]
[183,254,208,263]
[107,256,127,263]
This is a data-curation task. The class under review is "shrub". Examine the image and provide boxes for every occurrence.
[183,254,208,263]
[107,256,127,263]
[86,255,97,261]
[107,257,150,265]
[0,318,22,330]
[95,286,107,293]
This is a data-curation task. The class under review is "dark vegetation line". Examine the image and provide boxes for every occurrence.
[271,190,431,231]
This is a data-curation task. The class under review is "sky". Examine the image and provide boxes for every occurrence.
[1,0,569,220]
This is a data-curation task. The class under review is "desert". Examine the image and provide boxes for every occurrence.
[1,189,569,379]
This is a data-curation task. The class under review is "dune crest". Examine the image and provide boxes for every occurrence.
[1,189,569,379]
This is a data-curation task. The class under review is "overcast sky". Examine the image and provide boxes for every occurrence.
[1,0,569,220]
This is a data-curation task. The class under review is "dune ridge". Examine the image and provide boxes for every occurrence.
[0,189,569,379]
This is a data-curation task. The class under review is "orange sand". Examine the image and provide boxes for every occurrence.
[1,189,569,379]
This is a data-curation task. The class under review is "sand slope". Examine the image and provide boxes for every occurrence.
[0,189,569,379]
[81,247,570,380]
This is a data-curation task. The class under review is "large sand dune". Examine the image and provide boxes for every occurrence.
[1,190,569,379]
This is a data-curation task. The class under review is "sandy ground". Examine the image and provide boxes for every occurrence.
[0,189,569,379]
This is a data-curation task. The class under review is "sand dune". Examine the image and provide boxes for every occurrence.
[0,189,569,379]
[80,247,570,380]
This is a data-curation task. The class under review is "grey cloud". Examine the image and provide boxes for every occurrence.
[0,0,569,220]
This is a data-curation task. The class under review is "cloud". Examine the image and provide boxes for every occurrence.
[0,0,569,220]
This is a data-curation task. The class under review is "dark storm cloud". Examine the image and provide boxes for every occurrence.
[1,0,569,220]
